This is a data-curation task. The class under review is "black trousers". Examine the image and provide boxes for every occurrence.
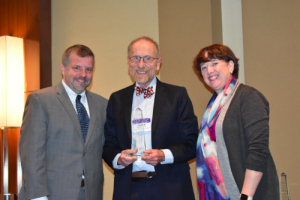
[129,177,163,200]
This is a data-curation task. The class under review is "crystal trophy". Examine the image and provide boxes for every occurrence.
[131,108,146,156]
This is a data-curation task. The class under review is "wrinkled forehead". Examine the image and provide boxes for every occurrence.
[133,40,156,49]
[130,40,158,56]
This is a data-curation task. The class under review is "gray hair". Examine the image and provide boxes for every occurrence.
[62,44,95,67]
[127,36,160,57]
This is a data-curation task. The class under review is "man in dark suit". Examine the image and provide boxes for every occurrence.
[103,36,198,200]
[19,45,107,200]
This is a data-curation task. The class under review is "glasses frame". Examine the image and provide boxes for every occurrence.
[129,55,159,64]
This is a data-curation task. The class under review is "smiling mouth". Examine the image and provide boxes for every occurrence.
[76,78,87,84]
[209,75,218,81]
[136,70,147,75]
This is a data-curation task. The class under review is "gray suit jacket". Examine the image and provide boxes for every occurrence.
[19,82,107,200]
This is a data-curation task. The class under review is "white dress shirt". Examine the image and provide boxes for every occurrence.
[31,80,89,200]
[112,77,174,171]
[62,80,90,117]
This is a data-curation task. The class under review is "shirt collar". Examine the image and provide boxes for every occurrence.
[135,76,157,93]
[62,80,86,102]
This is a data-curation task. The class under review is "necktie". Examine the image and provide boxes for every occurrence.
[135,86,154,99]
[76,95,89,142]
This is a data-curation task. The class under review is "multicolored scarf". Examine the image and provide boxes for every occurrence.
[197,77,237,200]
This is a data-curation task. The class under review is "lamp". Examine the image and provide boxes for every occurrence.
[0,36,25,127]
[0,36,25,199]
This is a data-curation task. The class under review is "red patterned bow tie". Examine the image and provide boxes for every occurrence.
[135,86,154,99]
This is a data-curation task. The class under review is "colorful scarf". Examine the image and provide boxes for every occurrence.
[197,77,237,200]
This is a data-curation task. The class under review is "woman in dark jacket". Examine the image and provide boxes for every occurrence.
[194,44,279,200]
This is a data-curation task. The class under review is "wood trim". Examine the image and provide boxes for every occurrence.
[0,0,52,91]
[40,0,52,88]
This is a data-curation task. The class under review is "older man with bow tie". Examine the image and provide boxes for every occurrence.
[102,36,198,200]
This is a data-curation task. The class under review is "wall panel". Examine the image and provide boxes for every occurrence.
[242,0,300,198]
[0,0,51,197]
[0,0,51,93]
[158,0,214,197]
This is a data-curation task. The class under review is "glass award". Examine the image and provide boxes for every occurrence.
[131,108,146,156]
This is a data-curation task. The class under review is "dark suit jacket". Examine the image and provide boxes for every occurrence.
[103,79,198,200]
[19,82,107,200]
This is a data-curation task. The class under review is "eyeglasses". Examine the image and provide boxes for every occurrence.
[129,56,159,64]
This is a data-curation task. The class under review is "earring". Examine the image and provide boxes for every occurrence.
[230,70,233,74]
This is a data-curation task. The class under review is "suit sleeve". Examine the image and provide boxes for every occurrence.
[102,95,122,169]
[168,88,198,164]
[19,93,49,199]
[241,89,270,172]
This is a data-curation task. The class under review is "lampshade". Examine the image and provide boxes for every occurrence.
[0,36,25,127]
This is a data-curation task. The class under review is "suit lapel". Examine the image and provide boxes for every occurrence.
[84,91,96,146]
[123,85,135,139]
[123,80,166,140]
[56,82,84,144]
[152,79,167,135]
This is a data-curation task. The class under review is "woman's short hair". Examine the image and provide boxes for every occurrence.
[194,44,239,78]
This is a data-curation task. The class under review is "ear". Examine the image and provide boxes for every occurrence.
[60,64,65,76]
[127,57,131,70]
[228,60,234,72]
[156,58,162,70]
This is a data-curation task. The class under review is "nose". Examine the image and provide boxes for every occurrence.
[138,58,145,68]
[81,69,87,77]
[207,65,213,73]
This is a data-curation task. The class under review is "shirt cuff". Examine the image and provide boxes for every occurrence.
[112,153,125,169]
[160,149,174,164]
[31,197,48,200]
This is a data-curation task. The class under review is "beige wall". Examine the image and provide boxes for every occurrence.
[158,0,214,197]
[52,0,300,199]
[52,0,160,99]
[242,1,300,198]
